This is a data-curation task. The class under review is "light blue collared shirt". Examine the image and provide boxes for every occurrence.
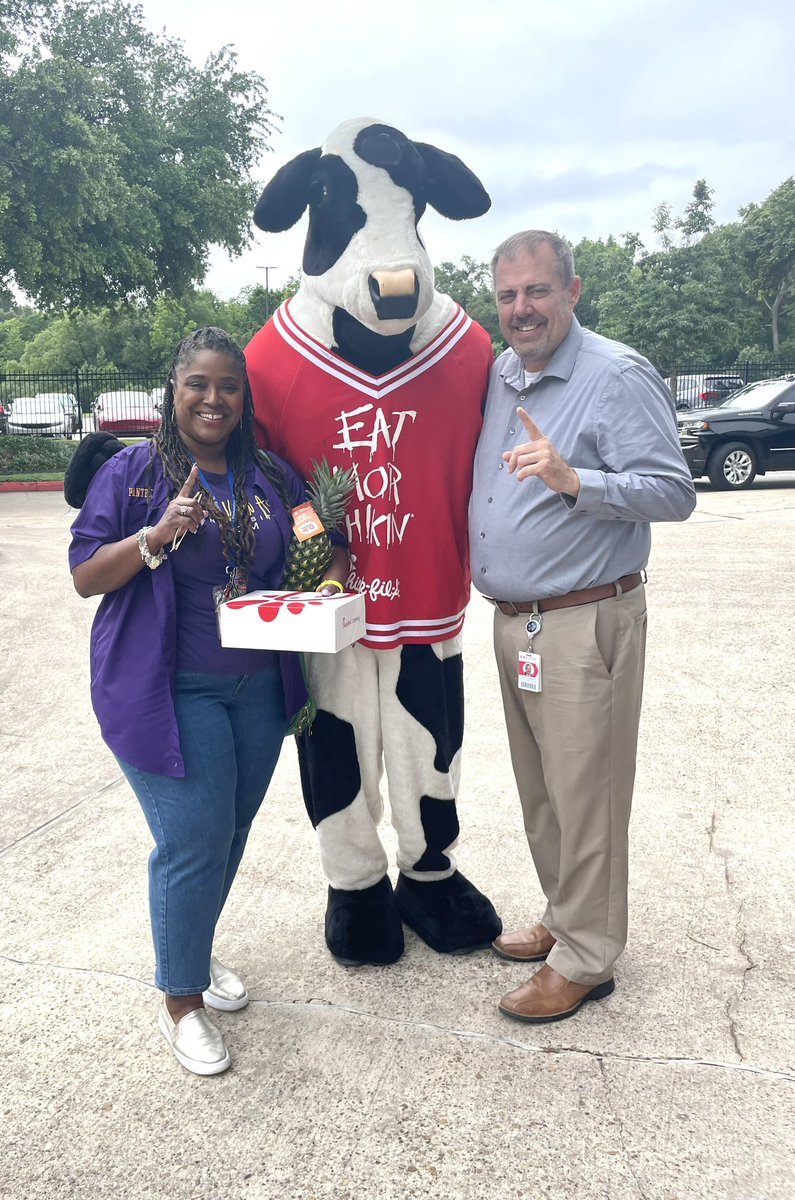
[469,318,696,601]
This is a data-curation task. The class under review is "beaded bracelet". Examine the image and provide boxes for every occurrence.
[136,526,167,570]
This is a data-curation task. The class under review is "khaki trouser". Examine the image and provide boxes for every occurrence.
[493,583,647,986]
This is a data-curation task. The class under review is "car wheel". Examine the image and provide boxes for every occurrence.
[707,441,758,490]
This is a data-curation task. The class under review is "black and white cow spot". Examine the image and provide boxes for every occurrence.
[297,710,361,829]
[395,643,465,775]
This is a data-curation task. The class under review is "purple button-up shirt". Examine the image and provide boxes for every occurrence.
[69,442,311,777]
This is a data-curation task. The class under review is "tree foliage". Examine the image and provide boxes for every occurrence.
[0,283,293,376]
[0,0,275,309]
[2,159,795,372]
[570,236,635,332]
[434,256,502,349]
[738,179,795,353]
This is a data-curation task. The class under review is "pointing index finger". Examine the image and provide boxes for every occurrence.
[177,463,199,498]
[516,406,544,443]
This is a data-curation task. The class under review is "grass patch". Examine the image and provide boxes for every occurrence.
[0,472,65,482]
[0,434,77,478]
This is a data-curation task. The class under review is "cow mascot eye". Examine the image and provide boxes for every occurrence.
[309,179,329,207]
[244,117,502,968]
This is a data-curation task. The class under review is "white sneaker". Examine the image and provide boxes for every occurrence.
[203,955,250,1012]
[158,1002,231,1076]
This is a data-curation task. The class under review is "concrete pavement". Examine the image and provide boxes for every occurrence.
[1,480,794,1200]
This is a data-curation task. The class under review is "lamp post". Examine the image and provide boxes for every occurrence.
[255,265,278,321]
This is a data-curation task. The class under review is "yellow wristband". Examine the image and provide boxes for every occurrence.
[317,578,344,594]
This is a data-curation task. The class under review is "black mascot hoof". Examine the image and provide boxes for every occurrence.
[325,876,405,966]
[64,432,126,508]
[394,870,502,955]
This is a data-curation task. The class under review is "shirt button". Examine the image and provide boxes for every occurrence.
[498,463,504,470]
[509,428,515,435]
[479,532,485,539]
[488,497,493,503]
[481,567,487,574]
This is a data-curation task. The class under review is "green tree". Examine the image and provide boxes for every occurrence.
[0,0,275,309]
[434,256,501,347]
[738,179,795,353]
[675,178,715,245]
[571,236,635,332]
[649,180,715,254]
[597,248,739,372]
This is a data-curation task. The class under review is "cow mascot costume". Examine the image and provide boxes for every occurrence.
[245,118,502,966]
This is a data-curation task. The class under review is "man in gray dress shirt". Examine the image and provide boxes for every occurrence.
[470,229,695,1023]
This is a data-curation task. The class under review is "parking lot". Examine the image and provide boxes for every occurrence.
[1,479,793,1200]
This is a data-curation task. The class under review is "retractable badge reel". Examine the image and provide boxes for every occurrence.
[517,612,542,693]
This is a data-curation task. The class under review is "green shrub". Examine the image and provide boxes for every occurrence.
[0,435,77,476]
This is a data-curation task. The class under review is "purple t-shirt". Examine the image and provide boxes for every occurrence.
[171,468,281,675]
[69,442,313,777]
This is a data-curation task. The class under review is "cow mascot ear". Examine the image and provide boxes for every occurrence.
[64,431,126,508]
[414,142,491,220]
[253,148,322,231]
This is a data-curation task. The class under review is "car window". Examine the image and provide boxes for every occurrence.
[705,377,743,390]
[721,379,795,409]
[11,397,48,414]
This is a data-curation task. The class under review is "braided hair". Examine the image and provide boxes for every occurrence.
[154,326,292,583]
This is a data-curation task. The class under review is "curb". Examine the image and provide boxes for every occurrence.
[0,480,64,493]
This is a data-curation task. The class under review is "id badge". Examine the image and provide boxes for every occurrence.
[517,651,542,692]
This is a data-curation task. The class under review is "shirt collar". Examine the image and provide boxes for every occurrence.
[500,316,584,391]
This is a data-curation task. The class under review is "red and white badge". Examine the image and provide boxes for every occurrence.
[517,651,542,693]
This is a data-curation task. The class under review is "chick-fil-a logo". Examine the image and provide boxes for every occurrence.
[224,591,326,623]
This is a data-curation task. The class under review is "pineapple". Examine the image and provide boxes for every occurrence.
[282,458,355,591]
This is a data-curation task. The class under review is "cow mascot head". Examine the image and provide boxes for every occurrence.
[245,118,502,967]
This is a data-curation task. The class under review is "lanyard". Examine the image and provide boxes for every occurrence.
[197,465,242,591]
[197,465,236,528]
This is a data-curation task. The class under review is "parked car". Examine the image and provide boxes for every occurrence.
[7,394,73,437]
[34,391,80,435]
[94,390,161,437]
[665,373,745,411]
[0,401,7,435]
[677,376,795,489]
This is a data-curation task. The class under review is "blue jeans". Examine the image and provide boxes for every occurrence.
[117,669,286,995]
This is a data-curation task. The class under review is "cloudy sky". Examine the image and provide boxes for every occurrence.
[140,0,794,299]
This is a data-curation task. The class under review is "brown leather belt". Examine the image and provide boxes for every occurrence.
[491,572,644,616]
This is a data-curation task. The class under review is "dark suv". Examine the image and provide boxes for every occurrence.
[677,376,795,489]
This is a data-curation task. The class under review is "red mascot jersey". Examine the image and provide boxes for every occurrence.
[246,300,492,650]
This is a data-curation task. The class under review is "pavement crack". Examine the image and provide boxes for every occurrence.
[704,807,758,1064]
[5,958,788,1084]
[0,775,124,859]
[0,953,153,991]
[250,997,795,1083]
[724,887,758,1064]
[686,934,723,952]
[598,1058,650,1199]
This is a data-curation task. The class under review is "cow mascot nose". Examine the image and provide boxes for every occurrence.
[245,117,502,966]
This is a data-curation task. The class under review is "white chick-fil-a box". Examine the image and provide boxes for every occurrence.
[217,590,366,654]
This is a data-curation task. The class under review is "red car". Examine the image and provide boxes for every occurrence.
[93,390,161,437]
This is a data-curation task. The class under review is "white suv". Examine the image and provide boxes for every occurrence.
[665,374,744,411]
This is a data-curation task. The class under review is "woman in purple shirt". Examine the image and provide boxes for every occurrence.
[69,327,347,1076]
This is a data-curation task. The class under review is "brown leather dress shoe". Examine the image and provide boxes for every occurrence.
[499,964,615,1024]
[492,922,556,962]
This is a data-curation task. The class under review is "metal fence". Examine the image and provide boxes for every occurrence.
[0,369,166,438]
[2,360,795,434]
[660,361,795,409]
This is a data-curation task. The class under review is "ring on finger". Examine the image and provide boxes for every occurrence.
[179,504,189,516]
